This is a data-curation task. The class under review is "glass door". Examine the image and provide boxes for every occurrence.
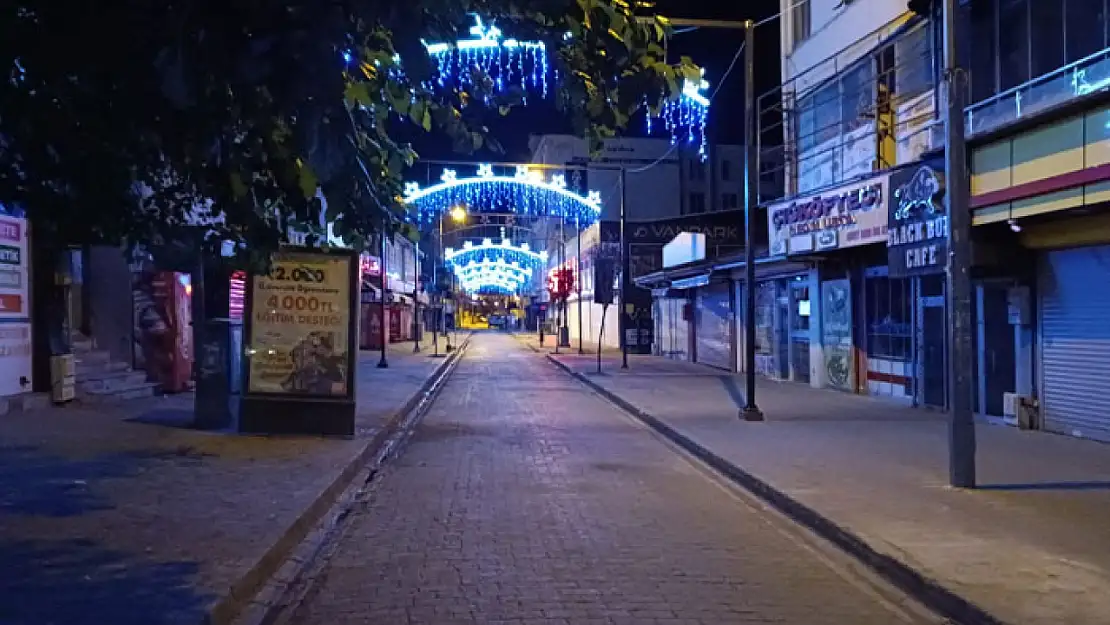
[790,280,811,383]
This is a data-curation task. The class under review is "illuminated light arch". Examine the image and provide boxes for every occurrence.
[454,258,533,285]
[459,274,523,293]
[445,237,547,268]
[417,16,711,158]
[404,165,602,223]
[462,282,519,295]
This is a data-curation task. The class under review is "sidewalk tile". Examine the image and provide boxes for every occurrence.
[550,349,1110,625]
[0,336,468,625]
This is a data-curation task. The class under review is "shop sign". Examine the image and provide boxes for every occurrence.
[767,175,888,256]
[246,250,354,397]
[887,164,947,277]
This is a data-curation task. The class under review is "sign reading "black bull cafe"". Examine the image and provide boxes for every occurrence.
[887,162,948,278]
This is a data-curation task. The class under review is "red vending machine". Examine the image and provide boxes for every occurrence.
[149,272,194,392]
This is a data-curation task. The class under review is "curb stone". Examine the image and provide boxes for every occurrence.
[544,352,1005,625]
[204,334,473,625]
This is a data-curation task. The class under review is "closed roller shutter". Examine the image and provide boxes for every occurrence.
[1039,246,1110,441]
[696,282,732,370]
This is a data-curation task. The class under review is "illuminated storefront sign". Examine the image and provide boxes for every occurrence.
[767,175,889,256]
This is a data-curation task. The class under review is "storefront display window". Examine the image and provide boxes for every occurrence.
[865,276,913,362]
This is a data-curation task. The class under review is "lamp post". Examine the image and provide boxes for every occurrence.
[413,241,421,353]
[576,215,584,354]
[377,222,389,369]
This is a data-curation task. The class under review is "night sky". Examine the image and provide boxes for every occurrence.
[413,0,781,161]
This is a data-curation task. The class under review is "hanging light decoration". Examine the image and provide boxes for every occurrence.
[461,281,519,295]
[422,16,549,100]
[454,258,533,285]
[404,164,603,223]
[444,237,548,268]
[645,68,710,159]
[417,16,711,158]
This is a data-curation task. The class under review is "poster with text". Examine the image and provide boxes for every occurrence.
[247,252,352,396]
[0,216,29,319]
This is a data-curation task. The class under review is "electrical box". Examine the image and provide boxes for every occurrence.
[50,354,76,404]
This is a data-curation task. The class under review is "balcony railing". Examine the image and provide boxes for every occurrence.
[965,47,1110,139]
[757,20,939,205]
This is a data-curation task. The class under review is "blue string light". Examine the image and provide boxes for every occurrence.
[453,258,533,286]
[445,238,548,269]
[404,164,602,224]
[422,16,549,101]
[645,68,710,160]
[417,16,709,155]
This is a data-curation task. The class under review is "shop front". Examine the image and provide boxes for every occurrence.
[969,97,1110,439]
[883,161,948,407]
[746,274,812,383]
[653,289,691,361]
[768,172,890,393]
[694,279,732,370]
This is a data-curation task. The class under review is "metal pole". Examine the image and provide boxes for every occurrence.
[577,217,584,354]
[413,242,420,353]
[377,224,389,369]
[619,168,629,369]
[943,0,976,488]
[555,220,562,354]
[740,20,761,420]
[433,217,441,357]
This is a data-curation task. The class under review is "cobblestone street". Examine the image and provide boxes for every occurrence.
[288,334,932,625]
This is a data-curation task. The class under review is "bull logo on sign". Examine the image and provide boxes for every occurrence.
[893,166,944,222]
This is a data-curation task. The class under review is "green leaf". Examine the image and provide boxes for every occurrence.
[297,162,318,199]
[343,82,372,109]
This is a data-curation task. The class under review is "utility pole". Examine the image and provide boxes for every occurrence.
[576,216,584,354]
[740,20,762,421]
[377,223,389,369]
[413,242,420,353]
[619,168,629,369]
[942,0,976,487]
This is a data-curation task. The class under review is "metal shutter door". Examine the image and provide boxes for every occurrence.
[1039,246,1110,441]
[696,282,732,370]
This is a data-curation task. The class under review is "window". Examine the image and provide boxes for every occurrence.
[722,193,739,210]
[998,0,1030,91]
[792,0,812,45]
[1031,1,1065,77]
[1066,0,1107,64]
[967,0,998,102]
[688,192,706,214]
[894,24,933,100]
[721,159,732,181]
[796,81,841,152]
[864,276,913,362]
[688,160,706,181]
[841,60,874,133]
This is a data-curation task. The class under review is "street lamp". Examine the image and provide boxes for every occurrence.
[451,205,467,223]
[445,205,466,351]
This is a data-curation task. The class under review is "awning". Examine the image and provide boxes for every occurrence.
[670,273,711,290]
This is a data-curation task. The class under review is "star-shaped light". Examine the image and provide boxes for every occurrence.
[404,182,420,196]
[441,169,457,183]
[514,165,529,179]
[550,174,566,189]
[477,163,494,178]
[587,190,602,205]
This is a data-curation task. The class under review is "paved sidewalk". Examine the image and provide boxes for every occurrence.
[290,333,931,625]
[0,337,468,625]
[546,349,1110,625]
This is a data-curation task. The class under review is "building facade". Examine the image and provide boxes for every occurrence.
[530,134,763,350]
[961,0,1110,440]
